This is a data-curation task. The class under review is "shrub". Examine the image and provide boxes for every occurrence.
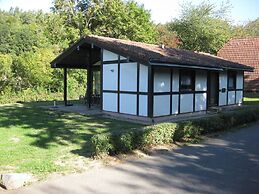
[112,131,137,154]
[142,123,177,146]
[90,107,259,157]
[90,133,113,156]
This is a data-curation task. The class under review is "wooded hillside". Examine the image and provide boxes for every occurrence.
[0,0,258,103]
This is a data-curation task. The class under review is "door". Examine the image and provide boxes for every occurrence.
[208,72,219,107]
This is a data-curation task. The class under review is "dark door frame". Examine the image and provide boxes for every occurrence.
[208,71,219,107]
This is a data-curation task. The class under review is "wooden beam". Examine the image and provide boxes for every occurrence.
[64,68,68,106]
[87,48,92,109]
[148,66,154,118]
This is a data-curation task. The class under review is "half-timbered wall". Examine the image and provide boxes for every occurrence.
[102,49,244,118]
[219,71,244,106]
[153,68,207,117]
[102,49,148,116]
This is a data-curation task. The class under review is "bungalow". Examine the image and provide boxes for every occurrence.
[217,37,259,92]
[51,35,253,118]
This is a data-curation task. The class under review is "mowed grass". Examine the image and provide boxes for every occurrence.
[0,103,143,179]
[244,92,259,106]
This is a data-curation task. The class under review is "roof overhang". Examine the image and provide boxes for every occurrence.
[51,35,255,72]
[51,37,101,69]
[149,61,224,71]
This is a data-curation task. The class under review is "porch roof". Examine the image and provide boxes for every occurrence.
[51,35,253,71]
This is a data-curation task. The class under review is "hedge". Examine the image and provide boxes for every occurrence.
[90,107,259,157]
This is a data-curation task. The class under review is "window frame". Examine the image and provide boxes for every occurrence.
[227,71,237,91]
[179,70,195,92]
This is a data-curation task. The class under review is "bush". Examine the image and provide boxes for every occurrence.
[142,123,177,146]
[112,131,137,154]
[90,107,259,157]
[90,123,178,156]
[90,134,113,156]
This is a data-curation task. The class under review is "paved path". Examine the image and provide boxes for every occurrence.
[4,124,259,194]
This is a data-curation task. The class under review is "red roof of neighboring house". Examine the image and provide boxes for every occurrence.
[217,37,259,91]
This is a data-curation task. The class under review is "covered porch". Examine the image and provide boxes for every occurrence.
[51,38,102,109]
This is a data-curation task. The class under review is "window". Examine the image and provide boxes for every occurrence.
[180,70,195,92]
[228,71,236,90]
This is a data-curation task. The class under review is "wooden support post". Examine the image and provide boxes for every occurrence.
[87,49,92,109]
[64,68,68,106]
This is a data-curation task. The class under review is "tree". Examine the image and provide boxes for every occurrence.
[0,54,12,91]
[90,0,157,43]
[51,0,93,36]
[51,0,157,43]
[245,18,259,36]
[168,1,232,54]
[12,48,55,90]
[156,24,179,48]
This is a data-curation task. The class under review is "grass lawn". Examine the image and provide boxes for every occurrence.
[243,92,259,106]
[0,103,143,179]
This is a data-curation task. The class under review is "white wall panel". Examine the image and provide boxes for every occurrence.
[103,92,117,112]
[139,64,148,92]
[103,50,118,61]
[219,92,227,106]
[195,93,207,111]
[154,69,171,92]
[153,95,170,116]
[172,94,179,114]
[195,71,207,91]
[180,94,193,113]
[236,71,243,89]
[120,63,137,92]
[120,94,137,115]
[228,91,235,105]
[218,71,228,106]
[103,64,118,90]
[120,55,127,60]
[236,91,243,104]
[219,71,228,89]
[139,95,148,116]
[172,69,179,92]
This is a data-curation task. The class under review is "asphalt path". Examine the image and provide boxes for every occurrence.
[4,123,259,194]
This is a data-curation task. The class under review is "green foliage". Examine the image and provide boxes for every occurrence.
[89,0,157,43]
[12,48,55,89]
[156,24,179,48]
[90,134,113,156]
[90,123,178,156]
[231,19,259,38]
[0,53,12,91]
[0,1,157,103]
[142,123,177,146]
[168,1,232,54]
[90,107,259,157]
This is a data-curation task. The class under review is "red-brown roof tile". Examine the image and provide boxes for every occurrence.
[217,37,259,91]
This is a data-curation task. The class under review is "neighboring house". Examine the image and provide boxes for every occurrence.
[217,37,259,92]
[51,35,252,118]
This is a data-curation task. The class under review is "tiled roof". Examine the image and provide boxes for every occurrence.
[51,35,253,71]
[217,37,259,91]
[87,35,252,71]
[217,37,259,67]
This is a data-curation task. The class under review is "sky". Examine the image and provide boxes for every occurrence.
[0,0,258,25]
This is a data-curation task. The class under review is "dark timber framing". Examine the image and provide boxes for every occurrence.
[87,46,92,109]
[51,37,248,118]
[117,55,121,113]
[148,66,154,118]
[170,68,173,115]
[63,68,68,106]
[100,48,104,110]
[136,63,140,116]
